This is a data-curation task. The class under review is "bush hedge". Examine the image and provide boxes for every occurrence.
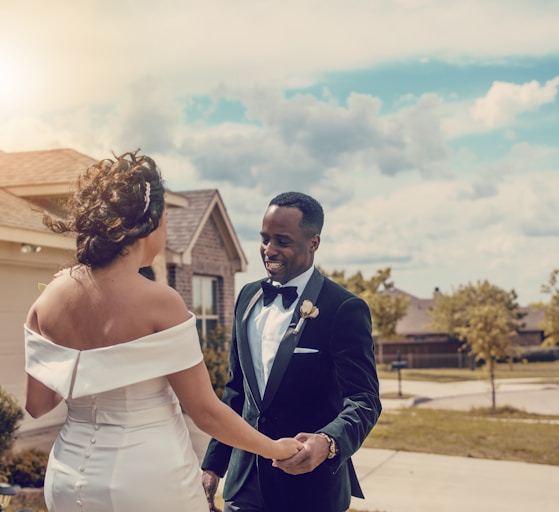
[1,448,48,488]
[0,387,24,458]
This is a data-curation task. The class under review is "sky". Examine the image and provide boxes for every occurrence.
[1,0,558,306]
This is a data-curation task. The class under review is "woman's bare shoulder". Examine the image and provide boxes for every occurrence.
[142,280,193,329]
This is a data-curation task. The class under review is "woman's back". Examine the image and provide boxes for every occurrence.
[28,263,189,351]
[25,316,208,511]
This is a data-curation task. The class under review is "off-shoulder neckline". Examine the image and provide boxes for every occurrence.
[24,315,195,353]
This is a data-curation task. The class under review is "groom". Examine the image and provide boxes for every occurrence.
[201,192,381,512]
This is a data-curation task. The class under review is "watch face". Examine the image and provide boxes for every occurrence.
[328,440,336,458]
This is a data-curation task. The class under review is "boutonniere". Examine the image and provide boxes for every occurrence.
[293,299,319,334]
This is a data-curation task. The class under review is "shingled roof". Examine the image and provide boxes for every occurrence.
[0,188,45,231]
[166,189,218,254]
[382,288,440,335]
[166,189,247,270]
[0,148,95,187]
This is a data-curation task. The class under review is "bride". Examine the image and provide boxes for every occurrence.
[24,151,301,511]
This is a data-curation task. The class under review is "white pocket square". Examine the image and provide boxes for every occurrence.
[293,347,319,354]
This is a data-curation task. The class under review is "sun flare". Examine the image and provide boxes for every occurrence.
[0,49,32,112]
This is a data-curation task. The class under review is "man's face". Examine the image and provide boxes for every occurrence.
[259,205,320,284]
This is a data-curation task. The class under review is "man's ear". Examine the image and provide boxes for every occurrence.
[309,234,320,253]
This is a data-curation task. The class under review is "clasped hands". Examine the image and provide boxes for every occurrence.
[272,432,331,475]
[202,433,330,511]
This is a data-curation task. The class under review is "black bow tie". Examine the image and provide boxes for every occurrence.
[261,281,298,308]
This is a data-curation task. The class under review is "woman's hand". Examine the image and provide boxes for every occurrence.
[272,437,304,460]
[272,432,330,475]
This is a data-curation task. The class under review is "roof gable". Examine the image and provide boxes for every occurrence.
[167,189,247,271]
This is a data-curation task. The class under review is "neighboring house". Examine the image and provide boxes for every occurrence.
[376,288,545,368]
[0,148,247,434]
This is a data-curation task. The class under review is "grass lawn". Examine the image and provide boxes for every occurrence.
[364,406,559,466]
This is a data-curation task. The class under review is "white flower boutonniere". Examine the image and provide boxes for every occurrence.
[293,299,319,334]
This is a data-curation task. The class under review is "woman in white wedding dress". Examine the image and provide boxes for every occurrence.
[24,151,301,512]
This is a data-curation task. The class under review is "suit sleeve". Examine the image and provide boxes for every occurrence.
[201,293,246,477]
[319,295,382,471]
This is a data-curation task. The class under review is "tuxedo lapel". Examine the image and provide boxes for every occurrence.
[238,285,265,409]
[261,269,324,410]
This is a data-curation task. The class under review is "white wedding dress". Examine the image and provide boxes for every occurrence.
[24,317,209,511]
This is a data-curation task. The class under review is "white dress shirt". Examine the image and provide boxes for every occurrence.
[247,266,315,398]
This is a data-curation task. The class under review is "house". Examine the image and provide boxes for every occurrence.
[0,148,247,434]
[376,288,545,368]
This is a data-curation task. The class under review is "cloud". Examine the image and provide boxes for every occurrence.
[163,87,450,201]
[470,77,559,128]
[2,1,559,116]
[306,163,559,301]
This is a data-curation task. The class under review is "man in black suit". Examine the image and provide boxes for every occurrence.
[202,191,381,512]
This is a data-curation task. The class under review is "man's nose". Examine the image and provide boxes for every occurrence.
[263,241,277,257]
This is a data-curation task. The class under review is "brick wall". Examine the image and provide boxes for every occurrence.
[174,215,237,330]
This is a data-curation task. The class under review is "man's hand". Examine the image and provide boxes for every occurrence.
[272,432,330,475]
[202,470,222,512]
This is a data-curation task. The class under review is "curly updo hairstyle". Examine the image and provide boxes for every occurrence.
[45,150,165,269]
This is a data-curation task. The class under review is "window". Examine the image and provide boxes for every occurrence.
[193,276,219,339]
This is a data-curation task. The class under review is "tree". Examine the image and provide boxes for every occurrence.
[430,280,522,335]
[536,269,559,347]
[319,266,409,339]
[455,304,517,409]
[429,280,522,410]
[0,386,24,460]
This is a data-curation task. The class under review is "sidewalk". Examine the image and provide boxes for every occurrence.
[351,448,559,512]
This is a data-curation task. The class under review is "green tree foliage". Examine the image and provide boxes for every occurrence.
[429,280,522,335]
[455,304,517,409]
[0,386,24,460]
[536,269,559,347]
[319,266,409,339]
[202,326,231,399]
[429,280,523,410]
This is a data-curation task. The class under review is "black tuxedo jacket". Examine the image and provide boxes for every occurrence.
[202,268,381,512]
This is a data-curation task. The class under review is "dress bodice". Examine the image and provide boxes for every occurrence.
[24,316,203,400]
[65,378,182,427]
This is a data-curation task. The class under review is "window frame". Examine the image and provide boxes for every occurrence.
[192,275,219,339]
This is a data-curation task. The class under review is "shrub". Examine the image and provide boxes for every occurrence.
[0,387,24,459]
[2,448,48,488]
[202,326,231,399]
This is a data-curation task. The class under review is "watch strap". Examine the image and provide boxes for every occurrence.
[318,432,338,459]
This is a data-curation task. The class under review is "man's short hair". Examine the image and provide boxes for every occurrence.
[268,192,324,236]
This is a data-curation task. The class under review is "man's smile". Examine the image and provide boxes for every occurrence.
[265,261,283,272]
